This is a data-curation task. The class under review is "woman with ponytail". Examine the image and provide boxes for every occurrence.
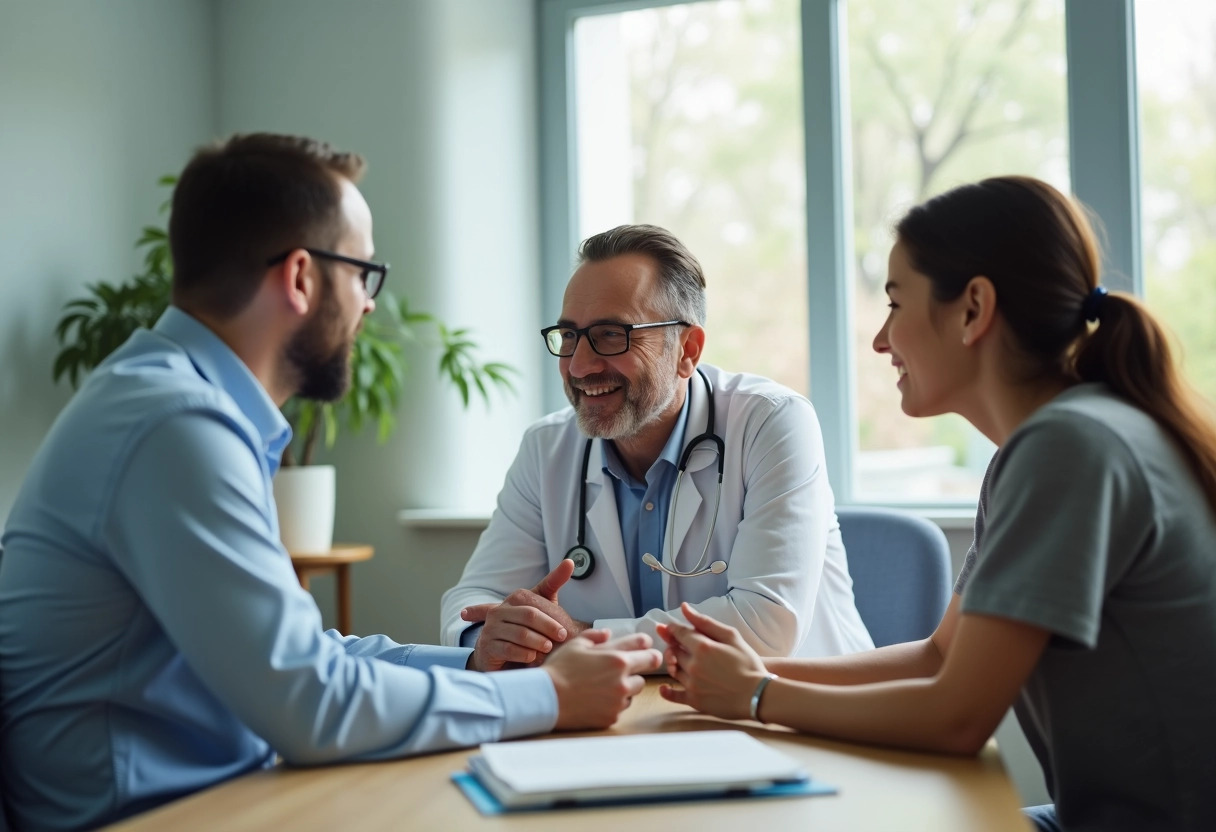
[656,176,1216,832]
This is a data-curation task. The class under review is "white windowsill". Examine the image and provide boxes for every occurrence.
[396,509,495,530]
[397,506,977,532]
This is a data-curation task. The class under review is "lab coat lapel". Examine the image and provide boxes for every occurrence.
[584,439,634,609]
[669,370,715,574]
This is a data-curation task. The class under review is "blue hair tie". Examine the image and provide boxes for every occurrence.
[1082,285,1108,323]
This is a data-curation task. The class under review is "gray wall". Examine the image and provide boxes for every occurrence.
[0,0,216,520]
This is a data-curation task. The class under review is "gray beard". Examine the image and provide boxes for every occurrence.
[568,373,679,440]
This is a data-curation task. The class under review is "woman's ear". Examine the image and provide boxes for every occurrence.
[960,276,997,347]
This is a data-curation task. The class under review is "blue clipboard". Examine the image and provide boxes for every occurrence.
[451,770,837,815]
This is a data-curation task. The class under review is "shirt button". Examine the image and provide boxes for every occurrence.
[644,502,655,511]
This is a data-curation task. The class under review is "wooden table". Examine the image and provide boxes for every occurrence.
[105,679,1030,831]
[289,544,374,635]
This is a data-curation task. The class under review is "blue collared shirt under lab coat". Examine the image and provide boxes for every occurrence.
[0,307,556,832]
[600,392,690,617]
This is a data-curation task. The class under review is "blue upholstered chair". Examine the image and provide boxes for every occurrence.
[836,506,954,648]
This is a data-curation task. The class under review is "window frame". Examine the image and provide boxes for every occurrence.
[539,0,1140,508]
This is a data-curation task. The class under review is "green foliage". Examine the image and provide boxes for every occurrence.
[1138,48,1216,406]
[53,177,516,466]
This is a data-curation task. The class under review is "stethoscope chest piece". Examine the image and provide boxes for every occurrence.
[567,545,595,579]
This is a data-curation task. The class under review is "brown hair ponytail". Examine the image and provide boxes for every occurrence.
[1073,292,1216,510]
[897,175,1216,512]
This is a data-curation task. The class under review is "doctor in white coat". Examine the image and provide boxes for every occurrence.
[442,225,872,671]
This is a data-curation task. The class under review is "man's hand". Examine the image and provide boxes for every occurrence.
[464,560,592,672]
[543,631,663,730]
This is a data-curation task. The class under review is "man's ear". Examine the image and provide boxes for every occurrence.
[960,276,997,347]
[272,250,317,317]
[677,325,705,378]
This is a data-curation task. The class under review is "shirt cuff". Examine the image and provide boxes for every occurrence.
[490,667,559,739]
[459,622,485,649]
[399,643,474,670]
[592,617,640,639]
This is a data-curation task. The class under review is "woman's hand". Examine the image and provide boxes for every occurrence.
[656,602,769,720]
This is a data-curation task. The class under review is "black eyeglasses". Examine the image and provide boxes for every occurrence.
[266,248,389,299]
[540,320,690,357]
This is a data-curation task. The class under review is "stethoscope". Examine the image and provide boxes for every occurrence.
[567,367,726,581]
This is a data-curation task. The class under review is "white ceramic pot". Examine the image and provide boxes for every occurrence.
[273,464,336,555]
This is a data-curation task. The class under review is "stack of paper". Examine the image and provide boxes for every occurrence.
[452,730,836,814]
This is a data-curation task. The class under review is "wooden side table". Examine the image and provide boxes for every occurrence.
[289,544,374,635]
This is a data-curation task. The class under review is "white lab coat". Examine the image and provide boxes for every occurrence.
[440,365,873,658]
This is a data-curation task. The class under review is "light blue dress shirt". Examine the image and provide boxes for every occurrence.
[0,308,556,832]
[601,393,690,617]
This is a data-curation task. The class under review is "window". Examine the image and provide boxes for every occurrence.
[1136,0,1216,405]
[542,0,1141,507]
[847,0,1069,500]
[571,0,810,392]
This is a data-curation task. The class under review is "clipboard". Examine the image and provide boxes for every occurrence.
[450,730,837,815]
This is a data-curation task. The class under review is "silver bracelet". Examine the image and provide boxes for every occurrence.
[749,673,777,723]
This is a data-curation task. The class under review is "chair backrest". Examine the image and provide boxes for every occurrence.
[837,506,953,648]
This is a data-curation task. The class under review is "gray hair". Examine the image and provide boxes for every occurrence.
[577,224,707,326]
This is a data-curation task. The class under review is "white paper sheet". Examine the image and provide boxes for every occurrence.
[477,730,807,795]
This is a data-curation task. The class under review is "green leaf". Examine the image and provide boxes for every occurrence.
[377,410,394,443]
[452,373,470,407]
[323,406,338,448]
[137,226,167,243]
[54,313,89,342]
[65,298,100,312]
[52,346,82,385]
[297,401,316,439]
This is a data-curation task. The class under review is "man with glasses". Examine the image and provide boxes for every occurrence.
[0,134,661,832]
[442,225,873,672]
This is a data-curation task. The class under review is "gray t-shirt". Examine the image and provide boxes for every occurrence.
[956,383,1216,832]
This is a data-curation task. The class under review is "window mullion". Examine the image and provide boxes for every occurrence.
[1065,0,1142,295]
[802,0,856,501]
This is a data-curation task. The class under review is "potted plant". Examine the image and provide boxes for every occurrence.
[54,176,514,552]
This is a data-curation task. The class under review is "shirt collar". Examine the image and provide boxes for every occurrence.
[601,384,691,485]
[153,307,292,465]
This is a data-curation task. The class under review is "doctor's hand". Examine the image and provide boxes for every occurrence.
[464,559,592,672]
[544,631,663,730]
[656,603,769,721]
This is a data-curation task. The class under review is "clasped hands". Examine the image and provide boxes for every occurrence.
[462,558,594,672]
[460,565,763,724]
[657,601,772,722]
[462,558,663,730]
